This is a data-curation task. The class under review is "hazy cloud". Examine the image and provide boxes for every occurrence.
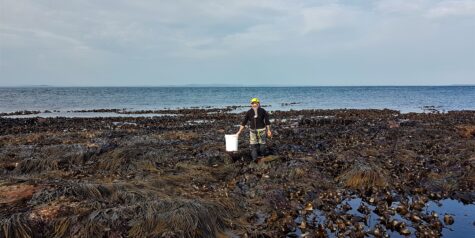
[0,0,474,86]
[426,0,475,18]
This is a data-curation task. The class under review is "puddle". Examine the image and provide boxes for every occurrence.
[290,197,474,237]
[185,119,215,125]
[345,198,474,237]
[425,199,475,237]
[111,122,138,126]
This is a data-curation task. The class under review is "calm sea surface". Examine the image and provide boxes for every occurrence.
[0,86,474,114]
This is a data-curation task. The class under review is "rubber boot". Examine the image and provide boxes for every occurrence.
[251,144,259,161]
[258,144,267,157]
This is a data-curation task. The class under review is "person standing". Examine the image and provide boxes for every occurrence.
[236,98,272,161]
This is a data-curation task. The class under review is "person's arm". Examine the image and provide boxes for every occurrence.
[236,125,245,136]
[264,110,272,137]
[236,111,249,136]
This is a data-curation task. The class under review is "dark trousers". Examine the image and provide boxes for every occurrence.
[251,144,266,161]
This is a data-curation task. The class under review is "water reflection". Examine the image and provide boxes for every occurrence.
[290,197,474,237]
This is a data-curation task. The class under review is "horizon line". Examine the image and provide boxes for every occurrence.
[1,84,474,88]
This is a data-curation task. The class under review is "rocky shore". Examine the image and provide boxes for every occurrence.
[1,108,474,237]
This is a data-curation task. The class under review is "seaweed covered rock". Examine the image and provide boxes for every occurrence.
[337,162,388,189]
[0,109,474,237]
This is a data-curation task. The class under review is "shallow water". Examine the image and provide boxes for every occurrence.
[3,111,176,118]
[346,198,475,237]
[426,199,475,237]
[291,197,475,237]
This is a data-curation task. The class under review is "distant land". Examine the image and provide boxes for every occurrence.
[1,84,474,87]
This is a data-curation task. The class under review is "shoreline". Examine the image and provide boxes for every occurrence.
[1,108,474,237]
[2,105,474,118]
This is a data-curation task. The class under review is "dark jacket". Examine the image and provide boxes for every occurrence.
[241,107,271,130]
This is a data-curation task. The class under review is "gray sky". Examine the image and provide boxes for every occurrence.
[1,0,474,86]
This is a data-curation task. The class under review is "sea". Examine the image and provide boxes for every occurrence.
[0,86,474,116]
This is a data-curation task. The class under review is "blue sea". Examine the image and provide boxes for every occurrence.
[0,86,474,116]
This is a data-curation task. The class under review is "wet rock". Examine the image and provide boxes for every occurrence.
[337,162,388,189]
[1,162,18,171]
[28,202,63,222]
[257,155,280,164]
[388,120,400,129]
[0,184,40,204]
[443,214,454,225]
[456,125,475,138]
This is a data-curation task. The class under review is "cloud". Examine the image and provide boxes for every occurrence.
[0,25,88,51]
[300,4,360,34]
[426,0,475,18]
[375,0,431,14]
[0,0,474,86]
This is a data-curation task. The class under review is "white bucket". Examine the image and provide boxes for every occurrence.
[225,134,238,152]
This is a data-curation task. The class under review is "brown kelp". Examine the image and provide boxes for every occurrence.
[1,108,474,237]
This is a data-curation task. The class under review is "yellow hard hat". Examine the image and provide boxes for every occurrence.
[250,97,260,104]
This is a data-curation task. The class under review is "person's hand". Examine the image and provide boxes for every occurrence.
[236,131,241,136]
[267,130,272,138]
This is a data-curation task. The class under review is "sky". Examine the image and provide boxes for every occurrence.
[0,0,474,86]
